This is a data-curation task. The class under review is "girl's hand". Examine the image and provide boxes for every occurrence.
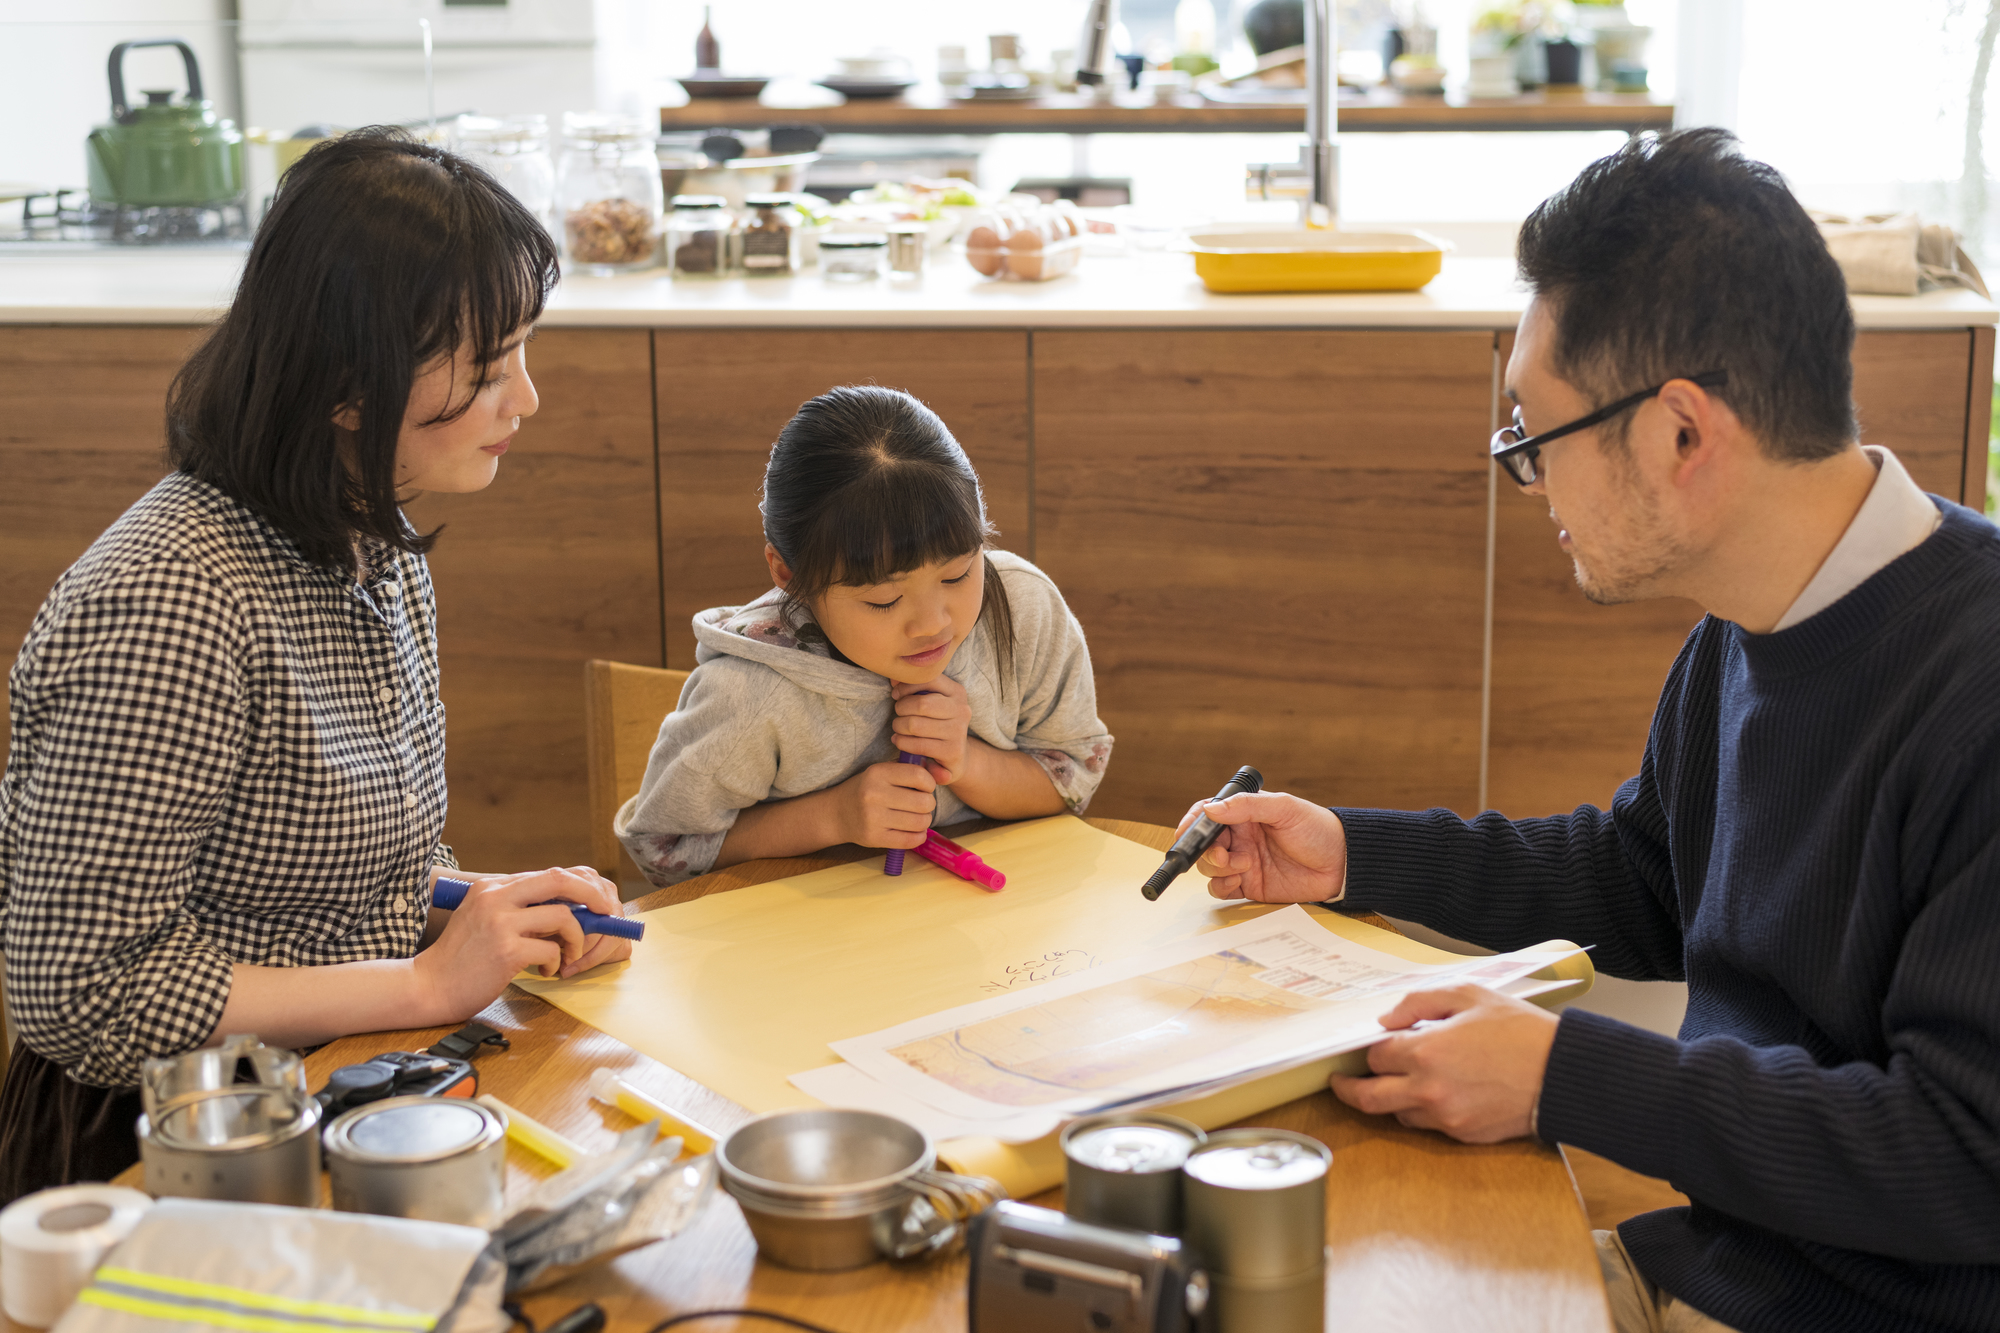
[891,676,973,784]
[1171,791,1350,903]
[836,759,936,849]
[413,867,627,1018]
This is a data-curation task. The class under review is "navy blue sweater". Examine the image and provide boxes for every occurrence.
[1340,502,2000,1333]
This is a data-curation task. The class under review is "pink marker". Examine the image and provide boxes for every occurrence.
[916,829,1006,891]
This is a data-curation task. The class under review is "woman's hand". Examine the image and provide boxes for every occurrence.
[1172,791,1349,903]
[890,677,972,784]
[834,760,936,849]
[414,866,630,1019]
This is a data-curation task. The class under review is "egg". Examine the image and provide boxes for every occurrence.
[1005,226,1045,280]
[965,225,1005,276]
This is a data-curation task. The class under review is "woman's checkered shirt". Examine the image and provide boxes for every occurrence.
[0,472,456,1087]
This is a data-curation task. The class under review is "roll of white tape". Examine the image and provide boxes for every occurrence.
[0,1185,153,1328]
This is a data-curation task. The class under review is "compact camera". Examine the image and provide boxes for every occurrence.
[968,1201,1210,1333]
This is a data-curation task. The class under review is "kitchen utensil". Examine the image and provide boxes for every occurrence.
[136,1037,321,1207]
[86,39,244,209]
[1177,227,1446,292]
[717,1109,1002,1271]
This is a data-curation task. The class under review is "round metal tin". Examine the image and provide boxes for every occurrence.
[1060,1112,1204,1236]
[324,1096,506,1229]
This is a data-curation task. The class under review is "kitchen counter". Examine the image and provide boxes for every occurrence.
[0,248,1991,329]
[1,247,1992,879]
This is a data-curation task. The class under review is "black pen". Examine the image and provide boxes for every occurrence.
[1141,765,1264,900]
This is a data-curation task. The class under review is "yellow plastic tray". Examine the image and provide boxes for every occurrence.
[1181,228,1447,293]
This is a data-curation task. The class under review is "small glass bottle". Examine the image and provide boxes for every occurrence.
[740,193,801,275]
[666,195,735,277]
[556,112,664,274]
[452,115,555,233]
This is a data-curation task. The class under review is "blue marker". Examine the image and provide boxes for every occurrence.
[431,876,645,941]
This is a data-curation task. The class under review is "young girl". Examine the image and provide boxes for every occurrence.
[617,385,1112,885]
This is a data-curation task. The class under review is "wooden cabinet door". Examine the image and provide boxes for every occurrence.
[653,330,1031,669]
[406,328,661,872]
[0,326,191,755]
[1486,328,1986,818]
[1034,330,1495,825]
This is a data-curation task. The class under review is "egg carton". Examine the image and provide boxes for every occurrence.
[961,202,1084,282]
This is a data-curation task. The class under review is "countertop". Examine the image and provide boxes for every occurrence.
[1,248,1992,330]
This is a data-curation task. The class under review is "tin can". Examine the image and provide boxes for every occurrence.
[1206,1267,1325,1333]
[1060,1113,1204,1235]
[324,1096,507,1229]
[1182,1128,1329,1279]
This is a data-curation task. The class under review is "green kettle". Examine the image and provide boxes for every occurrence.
[86,39,245,209]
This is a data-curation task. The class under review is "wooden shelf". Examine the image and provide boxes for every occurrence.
[658,87,1675,137]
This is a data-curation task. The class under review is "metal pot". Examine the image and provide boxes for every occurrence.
[717,1109,933,1270]
[86,39,244,209]
[136,1039,322,1207]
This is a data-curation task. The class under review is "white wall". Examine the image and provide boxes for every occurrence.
[1,2,242,193]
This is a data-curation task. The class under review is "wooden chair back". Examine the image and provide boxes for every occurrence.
[584,660,692,888]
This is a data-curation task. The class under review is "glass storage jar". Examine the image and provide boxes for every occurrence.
[452,115,555,232]
[819,233,887,281]
[666,195,735,277]
[739,193,801,275]
[556,112,663,273]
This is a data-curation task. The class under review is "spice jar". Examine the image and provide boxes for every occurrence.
[820,233,887,281]
[666,195,735,277]
[452,115,554,232]
[740,193,800,275]
[557,112,663,273]
[886,222,927,276]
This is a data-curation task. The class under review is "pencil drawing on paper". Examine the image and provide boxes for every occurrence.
[982,950,1099,994]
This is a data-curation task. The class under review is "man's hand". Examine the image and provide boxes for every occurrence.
[891,676,972,785]
[1329,984,1559,1143]
[1171,791,1349,903]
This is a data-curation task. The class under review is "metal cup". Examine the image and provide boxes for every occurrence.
[1061,1112,1205,1235]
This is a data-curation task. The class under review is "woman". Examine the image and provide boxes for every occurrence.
[0,128,627,1200]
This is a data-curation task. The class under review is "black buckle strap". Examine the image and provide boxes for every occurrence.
[427,1020,511,1061]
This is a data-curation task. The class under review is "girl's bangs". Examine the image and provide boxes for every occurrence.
[809,463,989,591]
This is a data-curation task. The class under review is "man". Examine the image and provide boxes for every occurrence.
[1186,129,2000,1333]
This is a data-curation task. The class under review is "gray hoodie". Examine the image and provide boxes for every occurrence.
[615,549,1114,887]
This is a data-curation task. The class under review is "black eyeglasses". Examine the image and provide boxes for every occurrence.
[1490,370,1728,485]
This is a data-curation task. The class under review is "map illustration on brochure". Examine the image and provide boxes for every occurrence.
[825,904,1583,1131]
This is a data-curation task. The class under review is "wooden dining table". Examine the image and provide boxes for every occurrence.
[98,820,1612,1333]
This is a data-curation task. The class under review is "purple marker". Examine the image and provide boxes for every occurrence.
[431,876,645,941]
[883,751,928,876]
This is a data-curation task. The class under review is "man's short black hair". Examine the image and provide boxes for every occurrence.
[1517,127,1857,461]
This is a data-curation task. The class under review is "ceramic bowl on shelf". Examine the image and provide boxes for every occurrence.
[676,74,771,99]
[817,77,918,99]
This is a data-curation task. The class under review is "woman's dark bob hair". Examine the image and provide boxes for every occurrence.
[762,385,1014,669]
[167,127,559,570]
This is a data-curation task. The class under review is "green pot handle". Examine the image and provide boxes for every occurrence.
[108,38,203,123]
